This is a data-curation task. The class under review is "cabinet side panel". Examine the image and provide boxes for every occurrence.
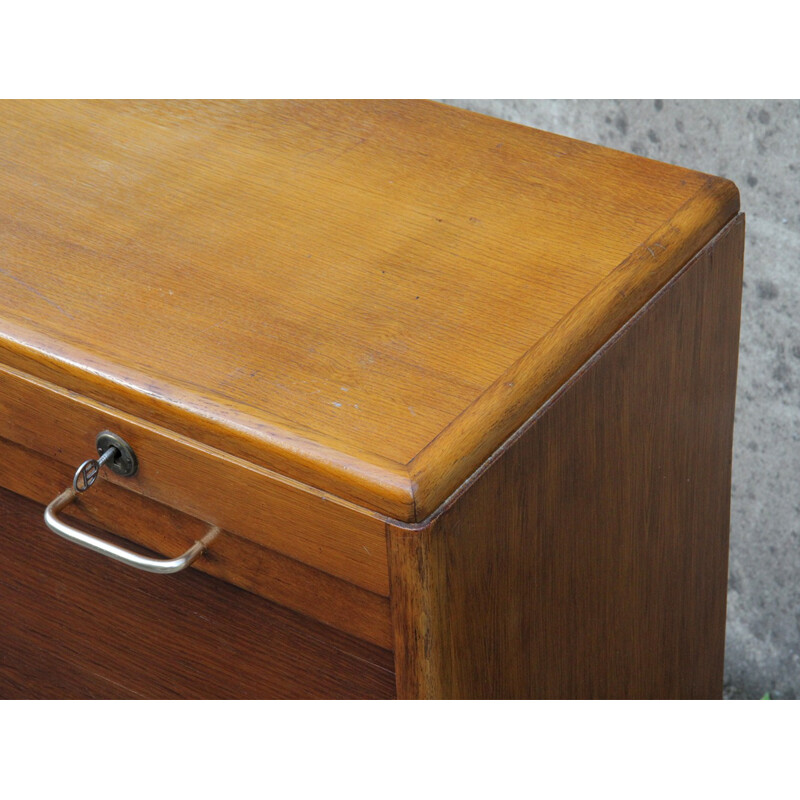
[389,216,744,699]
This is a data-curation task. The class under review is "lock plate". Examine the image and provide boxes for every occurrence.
[96,431,138,478]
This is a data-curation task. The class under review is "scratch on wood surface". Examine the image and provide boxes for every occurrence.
[0,267,75,319]
[201,319,225,335]
[329,137,367,164]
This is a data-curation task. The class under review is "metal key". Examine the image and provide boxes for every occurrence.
[73,446,118,493]
[71,431,139,493]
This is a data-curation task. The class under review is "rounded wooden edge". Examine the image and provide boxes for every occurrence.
[407,178,741,520]
[0,177,739,525]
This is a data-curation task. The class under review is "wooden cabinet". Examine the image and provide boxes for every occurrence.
[0,101,743,698]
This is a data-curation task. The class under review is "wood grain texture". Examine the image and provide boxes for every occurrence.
[388,216,744,699]
[0,434,392,648]
[0,486,396,699]
[408,177,738,517]
[0,100,738,520]
[0,364,389,595]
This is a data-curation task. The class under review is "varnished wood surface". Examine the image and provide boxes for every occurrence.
[0,434,393,648]
[0,100,738,520]
[408,178,738,517]
[388,216,744,698]
[0,363,389,595]
[0,486,396,699]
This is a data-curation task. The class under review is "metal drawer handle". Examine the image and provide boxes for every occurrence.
[43,431,218,575]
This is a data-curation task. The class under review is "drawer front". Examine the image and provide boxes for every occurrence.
[0,434,393,649]
[0,486,396,699]
[0,362,390,596]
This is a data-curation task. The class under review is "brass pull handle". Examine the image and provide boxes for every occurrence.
[43,431,218,574]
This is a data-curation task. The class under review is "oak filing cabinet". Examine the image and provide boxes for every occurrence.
[0,101,743,699]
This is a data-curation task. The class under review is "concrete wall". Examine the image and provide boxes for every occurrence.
[442,100,799,699]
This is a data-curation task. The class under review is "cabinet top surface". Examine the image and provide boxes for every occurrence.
[0,100,738,521]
